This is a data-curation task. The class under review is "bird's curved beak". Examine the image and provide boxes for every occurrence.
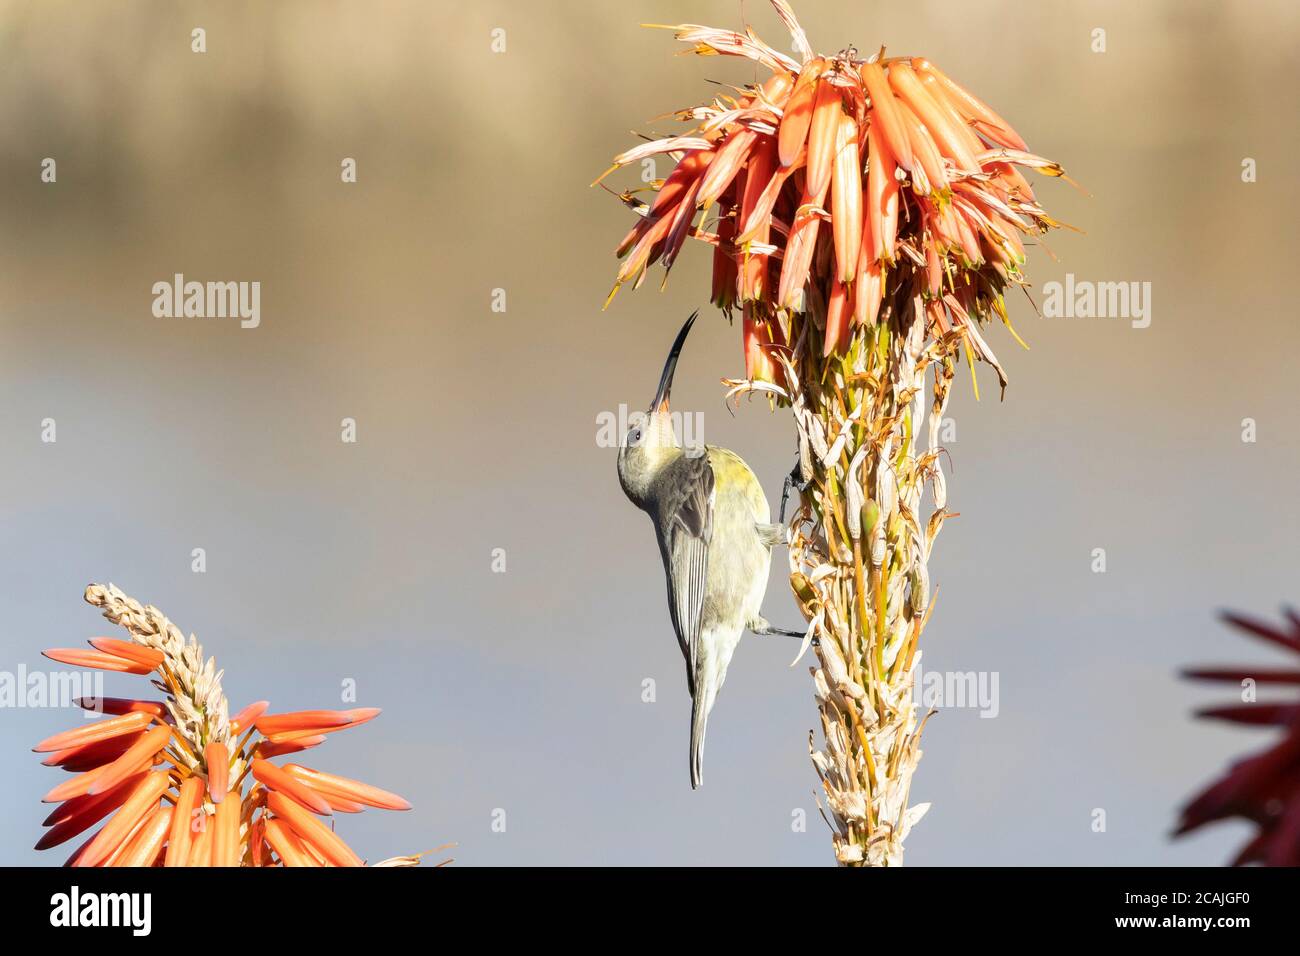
[649,311,698,414]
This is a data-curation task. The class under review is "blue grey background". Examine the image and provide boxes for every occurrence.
[2,0,1298,865]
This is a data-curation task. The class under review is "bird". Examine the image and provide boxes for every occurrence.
[617,311,802,788]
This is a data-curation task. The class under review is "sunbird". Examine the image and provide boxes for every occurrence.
[617,312,803,789]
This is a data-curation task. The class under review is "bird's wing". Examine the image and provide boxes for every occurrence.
[662,452,714,698]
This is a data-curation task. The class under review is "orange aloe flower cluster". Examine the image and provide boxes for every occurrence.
[34,584,419,867]
[601,0,1071,390]
[600,1,1071,865]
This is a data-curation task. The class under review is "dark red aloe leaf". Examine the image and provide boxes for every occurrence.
[1182,668,1300,684]
[1229,827,1271,867]
[1178,608,1300,865]
[1195,704,1300,726]
[1218,610,1300,654]
[1178,737,1300,833]
[1265,786,1300,866]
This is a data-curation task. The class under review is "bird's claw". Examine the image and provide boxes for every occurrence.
[751,621,818,645]
[778,459,806,526]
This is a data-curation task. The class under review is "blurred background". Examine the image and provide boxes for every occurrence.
[2,0,1298,865]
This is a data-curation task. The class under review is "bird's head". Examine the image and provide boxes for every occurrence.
[617,311,697,506]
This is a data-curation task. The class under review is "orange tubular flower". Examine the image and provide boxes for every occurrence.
[42,736,141,772]
[778,57,824,166]
[283,764,414,811]
[204,741,230,801]
[32,584,433,867]
[34,710,154,754]
[600,0,1071,395]
[42,648,155,674]
[250,759,334,816]
[830,112,862,284]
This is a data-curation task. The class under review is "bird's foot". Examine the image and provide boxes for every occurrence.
[750,619,819,645]
[778,460,806,526]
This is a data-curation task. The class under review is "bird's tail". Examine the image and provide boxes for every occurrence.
[689,688,710,790]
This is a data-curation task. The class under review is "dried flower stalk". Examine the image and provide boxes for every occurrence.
[780,320,951,865]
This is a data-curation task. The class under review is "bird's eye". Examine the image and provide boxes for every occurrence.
[629,428,642,445]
